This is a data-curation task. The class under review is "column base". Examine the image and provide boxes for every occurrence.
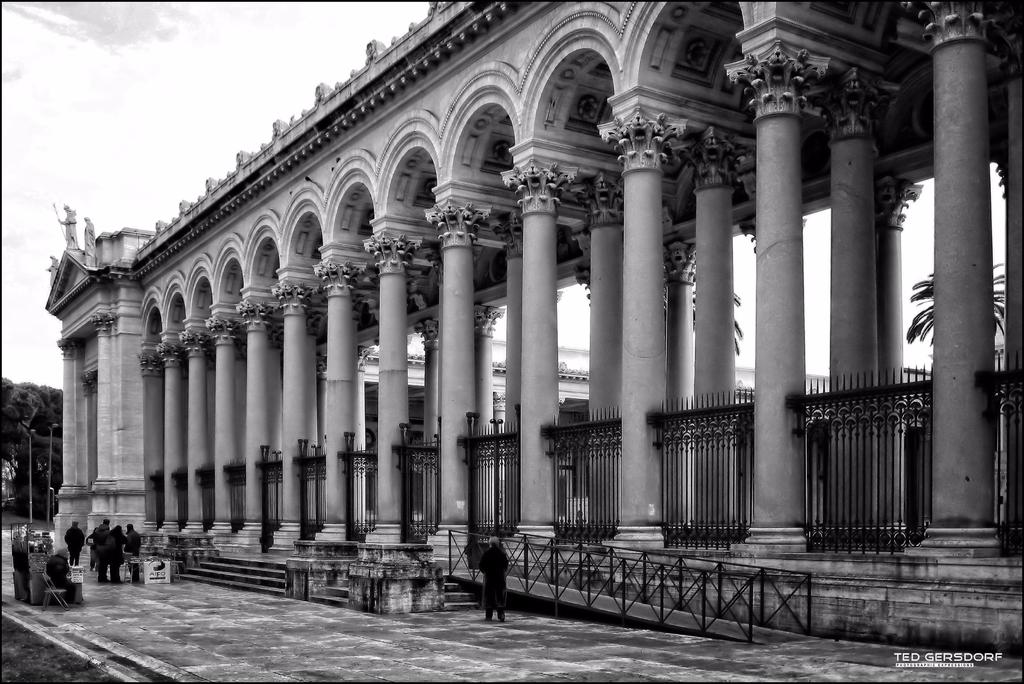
[904,527,1002,558]
[142,521,161,533]
[611,526,664,550]
[218,527,263,554]
[515,525,555,539]
[272,522,301,552]
[315,523,349,542]
[364,523,403,545]
[182,522,207,534]
[737,527,807,553]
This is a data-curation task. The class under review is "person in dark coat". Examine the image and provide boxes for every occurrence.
[64,521,85,566]
[479,536,509,622]
[124,524,142,581]
[87,519,110,572]
[92,520,112,582]
[46,548,71,591]
[109,525,127,584]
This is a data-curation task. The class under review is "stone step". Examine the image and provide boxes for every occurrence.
[444,600,479,611]
[309,594,348,608]
[317,586,350,599]
[212,556,289,572]
[198,561,286,579]
[184,567,286,589]
[178,573,286,597]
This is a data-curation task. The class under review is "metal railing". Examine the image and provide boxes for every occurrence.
[542,409,621,544]
[295,439,326,540]
[447,530,812,642]
[788,371,932,553]
[150,471,164,529]
[171,469,189,531]
[979,354,1023,556]
[339,432,377,542]
[460,408,521,537]
[257,445,283,549]
[650,391,754,550]
[224,463,246,533]
[396,423,440,544]
[196,466,215,532]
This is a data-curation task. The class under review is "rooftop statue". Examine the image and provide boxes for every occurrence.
[83,217,96,257]
[54,203,78,251]
[48,256,59,287]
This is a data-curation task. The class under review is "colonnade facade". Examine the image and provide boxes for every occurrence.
[47,2,1020,558]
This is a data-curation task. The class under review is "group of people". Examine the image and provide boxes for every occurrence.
[62,519,142,583]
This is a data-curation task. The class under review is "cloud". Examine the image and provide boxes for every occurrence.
[3,2,195,51]
[2,65,24,83]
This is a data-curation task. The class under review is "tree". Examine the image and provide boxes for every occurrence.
[1,378,63,518]
[906,266,1006,346]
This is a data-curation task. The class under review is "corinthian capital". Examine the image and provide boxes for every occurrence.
[272,281,312,312]
[904,1,989,48]
[816,68,893,141]
[875,176,924,230]
[357,345,376,371]
[426,201,488,250]
[363,233,420,275]
[680,127,739,189]
[236,299,274,329]
[314,259,361,296]
[501,161,577,215]
[474,305,504,337]
[726,41,829,120]
[205,316,238,344]
[81,369,98,395]
[91,312,117,334]
[579,172,623,226]
[415,318,440,348]
[493,214,523,258]
[179,329,211,355]
[156,342,184,367]
[57,338,82,358]
[664,241,696,285]
[598,109,685,173]
[138,351,164,376]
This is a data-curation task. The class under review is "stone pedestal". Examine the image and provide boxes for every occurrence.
[348,544,444,614]
[285,539,360,601]
[142,532,219,570]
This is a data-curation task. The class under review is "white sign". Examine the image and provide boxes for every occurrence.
[143,559,171,584]
[69,566,84,584]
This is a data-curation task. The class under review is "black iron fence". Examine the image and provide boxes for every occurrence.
[150,471,164,529]
[257,445,283,551]
[171,469,189,531]
[979,355,1023,556]
[460,408,521,537]
[650,391,754,550]
[542,409,621,544]
[296,439,326,541]
[396,423,440,544]
[448,530,812,642]
[197,466,215,532]
[787,371,932,553]
[224,463,246,533]
[339,432,377,542]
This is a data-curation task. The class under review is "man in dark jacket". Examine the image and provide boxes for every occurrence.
[124,524,142,581]
[46,548,71,591]
[91,520,111,581]
[479,536,509,622]
[109,525,127,584]
[64,521,86,566]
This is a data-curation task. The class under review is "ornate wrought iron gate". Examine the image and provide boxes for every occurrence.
[979,359,1023,556]
[397,423,440,543]
[542,409,621,544]
[197,466,215,532]
[171,468,188,531]
[257,445,283,552]
[340,432,377,542]
[460,409,521,537]
[650,391,754,549]
[296,439,326,540]
[224,463,246,532]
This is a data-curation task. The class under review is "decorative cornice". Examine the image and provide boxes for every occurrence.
[272,281,313,312]
[138,351,164,376]
[57,338,82,358]
[156,342,185,367]
[578,172,623,226]
[501,161,577,215]
[474,305,504,337]
[598,109,684,173]
[81,369,98,394]
[815,68,892,141]
[415,318,440,348]
[364,233,420,274]
[179,329,211,356]
[726,41,829,120]
[680,126,739,189]
[205,316,238,344]
[425,201,488,250]
[904,1,990,48]
[314,259,362,296]
[236,299,274,329]
[664,241,696,285]
[493,213,523,258]
[91,311,117,335]
[875,176,924,230]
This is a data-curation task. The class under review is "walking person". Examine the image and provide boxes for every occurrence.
[479,536,509,622]
[124,524,142,582]
[64,521,85,567]
[109,525,127,584]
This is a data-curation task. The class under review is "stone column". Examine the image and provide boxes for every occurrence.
[665,243,696,401]
[157,342,185,529]
[819,68,887,379]
[363,233,419,542]
[494,216,524,412]
[139,351,164,530]
[316,353,327,446]
[909,3,997,552]
[273,281,315,542]
[237,299,273,544]
[206,316,237,537]
[91,312,117,482]
[415,319,440,441]
[728,41,828,548]
[682,128,738,396]
[581,174,624,410]
[356,346,373,449]
[501,161,577,532]
[179,328,210,532]
[474,306,503,423]
[55,339,87,536]
[315,260,362,539]
[427,203,488,528]
[82,370,98,490]
[599,111,682,540]
[875,177,922,375]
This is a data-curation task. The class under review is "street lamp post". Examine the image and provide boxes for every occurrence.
[26,430,33,526]
[47,424,57,524]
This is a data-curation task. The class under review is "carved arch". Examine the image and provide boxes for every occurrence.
[375,113,443,204]
[183,257,215,322]
[279,190,326,270]
[242,213,282,286]
[324,153,378,244]
[211,236,246,306]
[439,70,522,176]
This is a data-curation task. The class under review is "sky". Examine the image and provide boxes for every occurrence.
[1,2,1008,390]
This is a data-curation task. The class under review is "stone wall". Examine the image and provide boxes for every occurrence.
[285,540,359,601]
[141,532,219,570]
[348,544,444,614]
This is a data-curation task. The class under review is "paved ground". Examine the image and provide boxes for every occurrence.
[2,530,1020,682]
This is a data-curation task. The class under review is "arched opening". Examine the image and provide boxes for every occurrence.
[333,183,374,240]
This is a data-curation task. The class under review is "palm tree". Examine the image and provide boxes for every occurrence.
[905,266,1006,345]
[689,291,744,355]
